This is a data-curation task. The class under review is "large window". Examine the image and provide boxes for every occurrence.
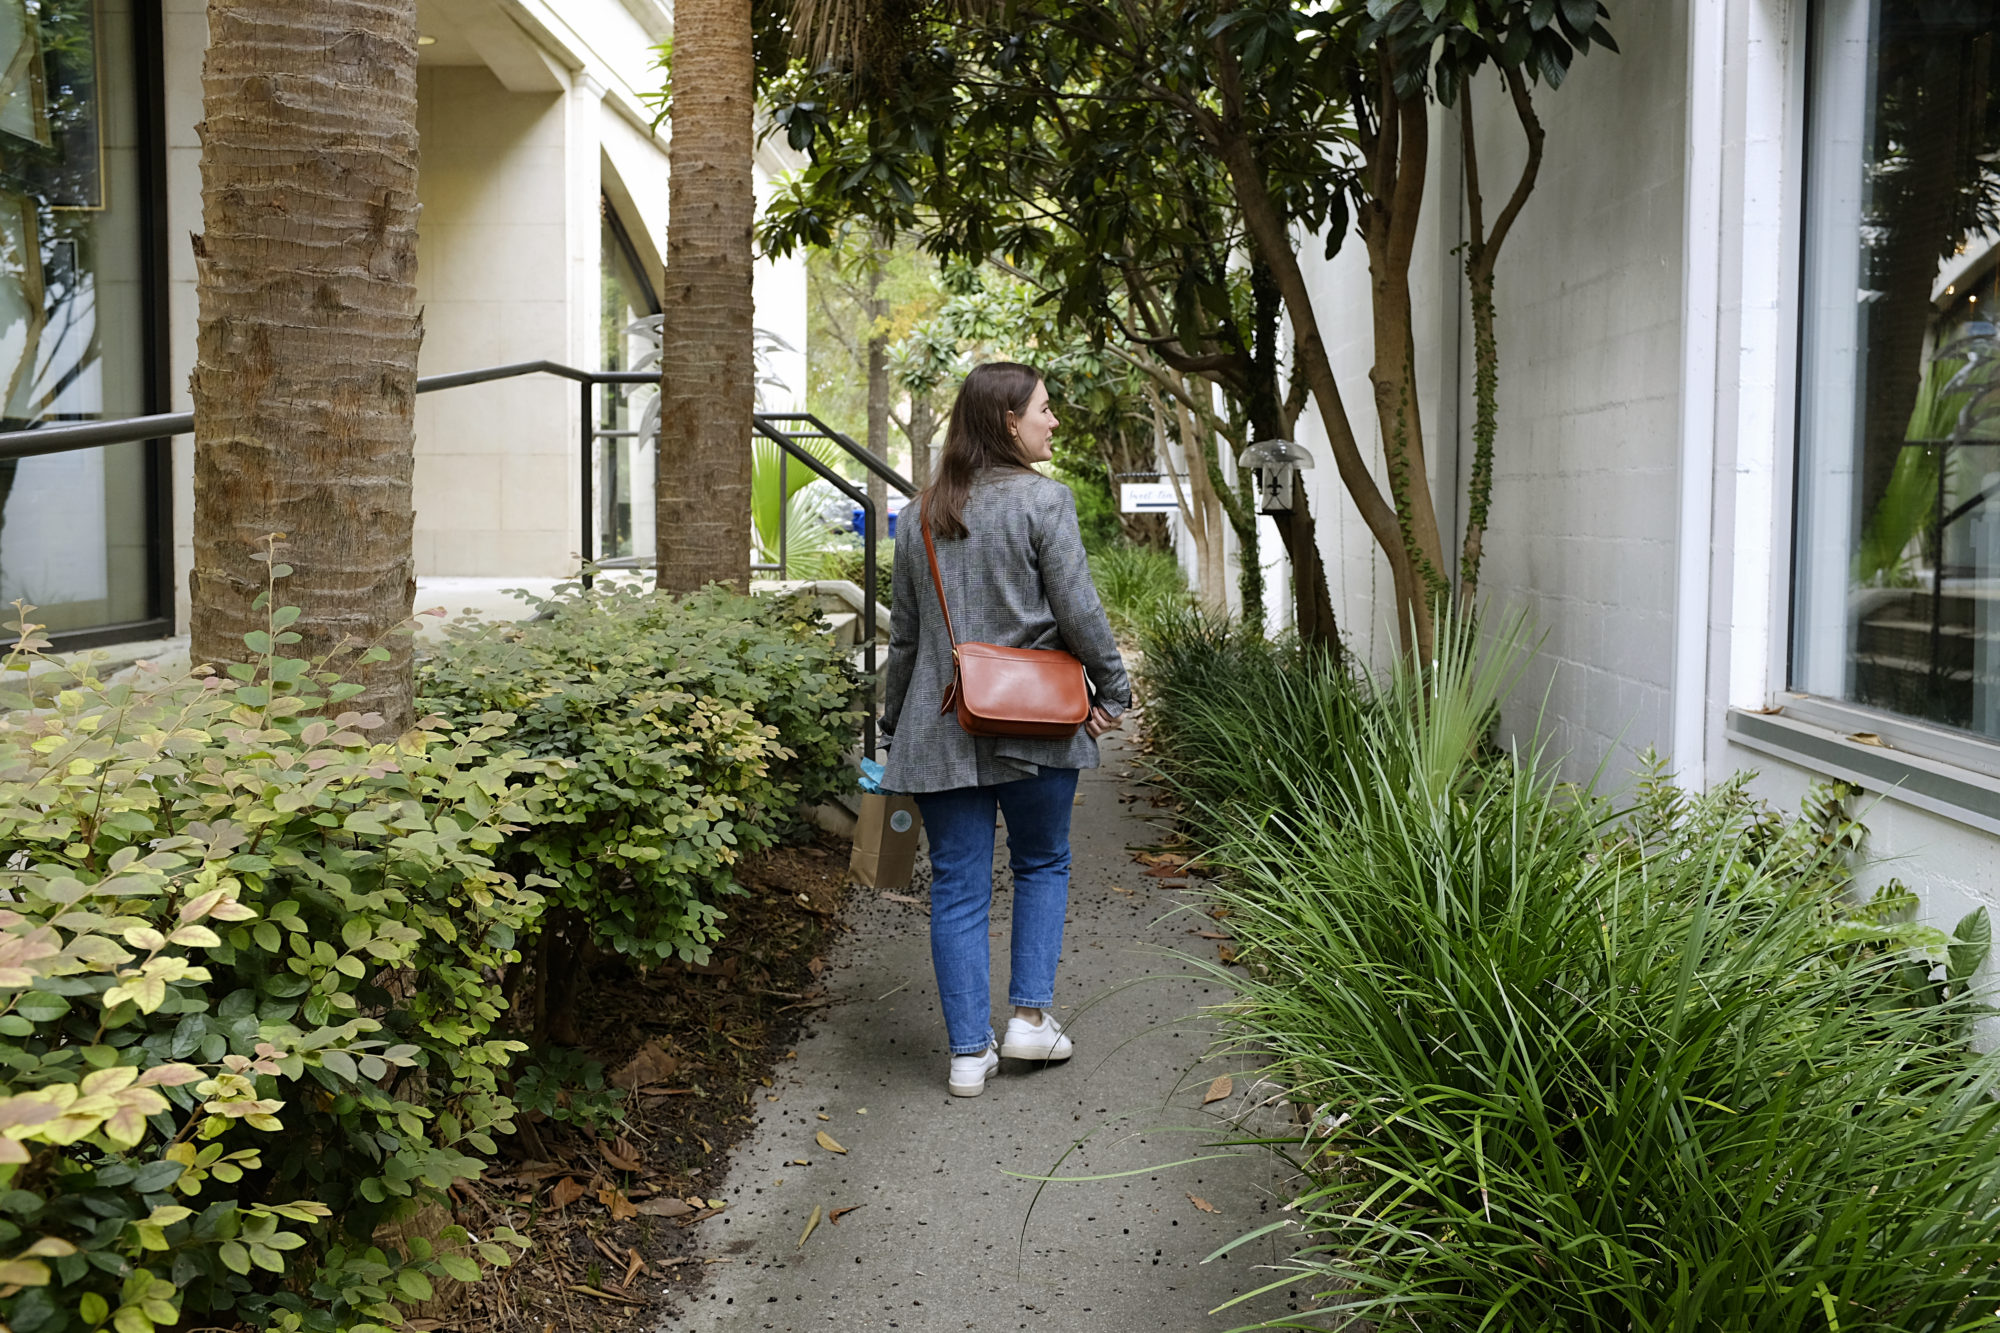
[596,199,658,562]
[1795,0,2000,739]
[0,0,163,641]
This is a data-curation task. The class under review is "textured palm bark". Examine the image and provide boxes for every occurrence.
[657,0,756,593]
[188,0,421,733]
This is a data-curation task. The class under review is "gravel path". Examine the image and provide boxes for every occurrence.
[667,732,1306,1332]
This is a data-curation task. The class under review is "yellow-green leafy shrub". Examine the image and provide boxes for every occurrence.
[416,581,862,969]
[0,576,539,1333]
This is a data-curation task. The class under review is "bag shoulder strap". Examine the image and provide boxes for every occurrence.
[919,501,959,652]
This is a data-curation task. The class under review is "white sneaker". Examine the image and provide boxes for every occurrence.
[1000,1011,1074,1062]
[948,1048,1000,1096]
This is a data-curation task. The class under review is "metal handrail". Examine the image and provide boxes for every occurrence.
[0,360,907,755]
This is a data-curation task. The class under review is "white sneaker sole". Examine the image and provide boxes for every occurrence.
[998,1037,1073,1062]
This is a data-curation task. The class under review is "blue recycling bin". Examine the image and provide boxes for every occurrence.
[850,508,898,539]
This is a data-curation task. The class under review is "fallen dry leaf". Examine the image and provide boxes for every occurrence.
[881,892,922,905]
[1848,732,1886,747]
[549,1177,587,1210]
[1143,864,1189,879]
[1188,1193,1219,1214]
[601,1139,643,1172]
[1203,1075,1234,1105]
[815,1130,847,1155]
[1218,944,1239,965]
[568,1284,645,1306]
[1195,930,1230,940]
[1108,885,1134,895]
[598,1186,638,1221]
[828,1205,863,1225]
[636,1197,692,1218]
[610,1041,679,1092]
[798,1204,822,1248]
[623,1248,645,1286]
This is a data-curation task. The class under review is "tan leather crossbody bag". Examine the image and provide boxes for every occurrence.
[920,510,1091,739]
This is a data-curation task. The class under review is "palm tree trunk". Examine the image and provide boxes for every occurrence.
[188,0,422,732]
[656,0,756,592]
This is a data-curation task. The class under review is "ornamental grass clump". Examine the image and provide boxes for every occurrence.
[1146,612,2000,1331]
[0,559,537,1333]
[416,580,862,1030]
[1088,544,1193,640]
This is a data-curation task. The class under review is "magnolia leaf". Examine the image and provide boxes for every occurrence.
[798,1203,822,1248]
[0,1257,50,1285]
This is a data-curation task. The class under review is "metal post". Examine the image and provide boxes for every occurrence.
[581,378,595,591]
[778,447,789,579]
[861,493,878,761]
[1933,439,1949,707]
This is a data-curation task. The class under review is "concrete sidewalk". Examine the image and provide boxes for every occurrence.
[673,732,1306,1332]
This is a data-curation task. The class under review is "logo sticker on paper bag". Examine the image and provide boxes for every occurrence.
[889,809,914,833]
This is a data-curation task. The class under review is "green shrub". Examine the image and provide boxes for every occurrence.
[1088,544,1193,640]
[1149,611,2000,1331]
[0,575,537,1333]
[820,540,894,610]
[417,581,862,970]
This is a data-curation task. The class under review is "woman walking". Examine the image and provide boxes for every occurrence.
[879,361,1131,1097]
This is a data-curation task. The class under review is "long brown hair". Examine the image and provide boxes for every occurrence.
[921,361,1043,540]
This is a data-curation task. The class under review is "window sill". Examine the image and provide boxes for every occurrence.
[1726,705,2000,837]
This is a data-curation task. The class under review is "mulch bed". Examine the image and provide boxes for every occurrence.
[427,829,855,1333]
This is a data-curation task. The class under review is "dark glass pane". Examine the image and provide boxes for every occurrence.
[1797,0,2000,735]
[597,206,657,562]
[0,0,152,634]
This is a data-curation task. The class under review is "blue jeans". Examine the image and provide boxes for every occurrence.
[915,768,1080,1056]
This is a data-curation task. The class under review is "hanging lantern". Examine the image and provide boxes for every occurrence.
[1236,438,1316,515]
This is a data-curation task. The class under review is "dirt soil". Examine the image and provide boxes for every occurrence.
[437,830,856,1333]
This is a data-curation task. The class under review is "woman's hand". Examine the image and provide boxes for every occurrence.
[1086,706,1123,739]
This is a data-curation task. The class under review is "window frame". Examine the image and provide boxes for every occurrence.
[36,0,173,653]
[1774,0,2000,793]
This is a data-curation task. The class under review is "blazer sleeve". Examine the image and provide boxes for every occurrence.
[879,516,921,744]
[1035,486,1132,717]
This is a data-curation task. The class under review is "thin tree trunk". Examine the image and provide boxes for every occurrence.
[899,395,939,486]
[657,0,755,592]
[1199,107,1419,655]
[188,0,421,732]
[1458,70,1546,610]
[1176,394,1229,614]
[1203,40,1439,658]
[1359,79,1447,656]
[866,265,889,548]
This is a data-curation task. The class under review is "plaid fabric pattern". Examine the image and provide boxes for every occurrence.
[879,468,1131,793]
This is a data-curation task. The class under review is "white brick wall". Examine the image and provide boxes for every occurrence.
[1294,0,1690,779]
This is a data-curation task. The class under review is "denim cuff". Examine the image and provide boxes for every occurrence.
[951,1027,996,1057]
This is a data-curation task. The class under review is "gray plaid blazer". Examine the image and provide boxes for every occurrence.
[879,468,1131,793]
